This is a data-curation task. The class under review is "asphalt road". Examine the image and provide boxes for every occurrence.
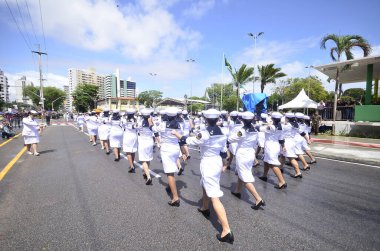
[0,124,379,250]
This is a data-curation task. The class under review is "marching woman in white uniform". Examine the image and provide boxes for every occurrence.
[228,111,265,210]
[109,110,123,161]
[256,113,268,160]
[302,115,317,164]
[86,112,99,146]
[258,112,287,189]
[98,109,111,154]
[279,113,303,178]
[226,111,242,170]
[77,113,85,132]
[137,109,154,185]
[294,113,311,171]
[122,108,138,172]
[178,110,191,161]
[154,107,183,206]
[172,109,234,244]
[22,110,41,156]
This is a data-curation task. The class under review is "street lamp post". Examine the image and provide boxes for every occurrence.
[52,96,66,111]
[186,58,195,113]
[248,32,264,93]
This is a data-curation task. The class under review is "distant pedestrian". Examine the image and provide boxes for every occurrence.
[312,112,322,135]
[22,110,41,156]
[317,100,325,119]
[109,110,123,161]
[122,109,138,173]
[1,120,15,139]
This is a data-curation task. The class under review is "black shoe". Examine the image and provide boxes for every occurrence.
[197,208,210,218]
[143,173,147,180]
[168,200,180,207]
[231,191,241,199]
[128,167,135,173]
[302,166,310,171]
[216,231,234,244]
[106,151,111,155]
[280,169,284,173]
[146,177,152,185]
[274,183,287,189]
[114,158,120,161]
[226,166,231,170]
[291,173,303,178]
[309,160,317,164]
[178,167,184,176]
[259,176,268,182]
[251,200,266,210]
[187,155,191,160]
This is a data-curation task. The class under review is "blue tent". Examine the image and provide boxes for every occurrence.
[242,93,268,114]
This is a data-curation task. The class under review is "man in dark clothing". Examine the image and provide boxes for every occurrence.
[312,112,322,135]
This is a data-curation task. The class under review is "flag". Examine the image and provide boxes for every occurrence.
[224,55,231,68]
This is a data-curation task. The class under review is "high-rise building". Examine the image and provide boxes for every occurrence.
[63,85,70,111]
[14,76,33,104]
[120,80,136,98]
[0,69,9,103]
[67,68,105,111]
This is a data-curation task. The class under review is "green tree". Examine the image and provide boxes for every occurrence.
[282,77,329,103]
[138,90,163,108]
[23,86,40,105]
[225,61,254,110]
[257,64,286,93]
[43,87,66,111]
[72,83,99,112]
[206,83,235,109]
[343,88,365,102]
[320,34,371,123]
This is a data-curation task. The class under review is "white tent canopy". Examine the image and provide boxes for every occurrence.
[279,89,318,110]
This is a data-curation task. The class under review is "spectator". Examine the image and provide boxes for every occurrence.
[1,120,15,139]
[317,100,325,119]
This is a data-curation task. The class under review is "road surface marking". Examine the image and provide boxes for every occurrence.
[315,156,380,169]
[0,147,27,181]
[119,153,161,178]
[0,133,21,148]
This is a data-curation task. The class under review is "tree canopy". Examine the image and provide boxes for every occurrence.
[257,64,286,93]
[23,86,65,110]
[72,83,99,112]
[138,90,163,108]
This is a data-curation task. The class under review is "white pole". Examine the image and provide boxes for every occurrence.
[221,52,224,110]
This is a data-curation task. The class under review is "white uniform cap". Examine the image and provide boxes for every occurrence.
[230,111,238,116]
[120,111,126,116]
[182,110,188,115]
[204,109,221,119]
[271,112,283,119]
[166,107,179,116]
[141,109,151,116]
[241,111,254,120]
[126,108,135,114]
[103,108,109,112]
[160,110,167,115]
[221,110,228,115]
[261,113,268,119]
[30,110,37,114]
[295,112,304,119]
[113,109,120,113]
[303,115,310,120]
[285,112,295,118]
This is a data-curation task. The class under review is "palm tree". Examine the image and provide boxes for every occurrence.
[225,62,254,110]
[320,34,371,125]
[257,64,286,93]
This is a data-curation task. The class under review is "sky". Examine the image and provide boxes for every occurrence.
[1,0,379,101]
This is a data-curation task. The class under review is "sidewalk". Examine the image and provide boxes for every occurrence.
[310,135,380,166]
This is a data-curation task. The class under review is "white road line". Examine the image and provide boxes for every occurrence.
[188,147,200,152]
[315,156,380,169]
[119,153,161,178]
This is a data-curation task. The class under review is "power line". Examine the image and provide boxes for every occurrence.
[15,0,33,48]
[4,0,32,50]
[24,0,39,45]
[38,0,46,51]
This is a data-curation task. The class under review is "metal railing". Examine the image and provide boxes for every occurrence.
[320,106,355,121]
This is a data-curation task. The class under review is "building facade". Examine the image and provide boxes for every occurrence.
[14,76,34,104]
[63,85,70,111]
[0,69,9,103]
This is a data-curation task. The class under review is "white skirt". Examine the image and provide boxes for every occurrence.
[88,127,98,136]
[138,136,154,161]
[235,148,255,183]
[123,131,138,153]
[228,142,238,155]
[301,138,311,151]
[258,132,265,147]
[109,127,123,148]
[264,140,281,166]
[282,138,297,158]
[294,135,305,155]
[200,156,223,198]
[161,148,180,174]
[24,135,39,144]
[98,124,110,140]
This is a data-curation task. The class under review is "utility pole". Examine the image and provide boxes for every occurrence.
[32,45,47,111]
[248,32,264,93]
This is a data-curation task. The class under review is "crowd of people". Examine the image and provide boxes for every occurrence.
[69,107,318,244]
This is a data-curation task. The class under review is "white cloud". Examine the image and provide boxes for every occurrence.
[6,0,201,61]
[183,0,215,19]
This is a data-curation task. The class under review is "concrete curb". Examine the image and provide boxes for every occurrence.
[311,151,380,167]
[311,138,380,149]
